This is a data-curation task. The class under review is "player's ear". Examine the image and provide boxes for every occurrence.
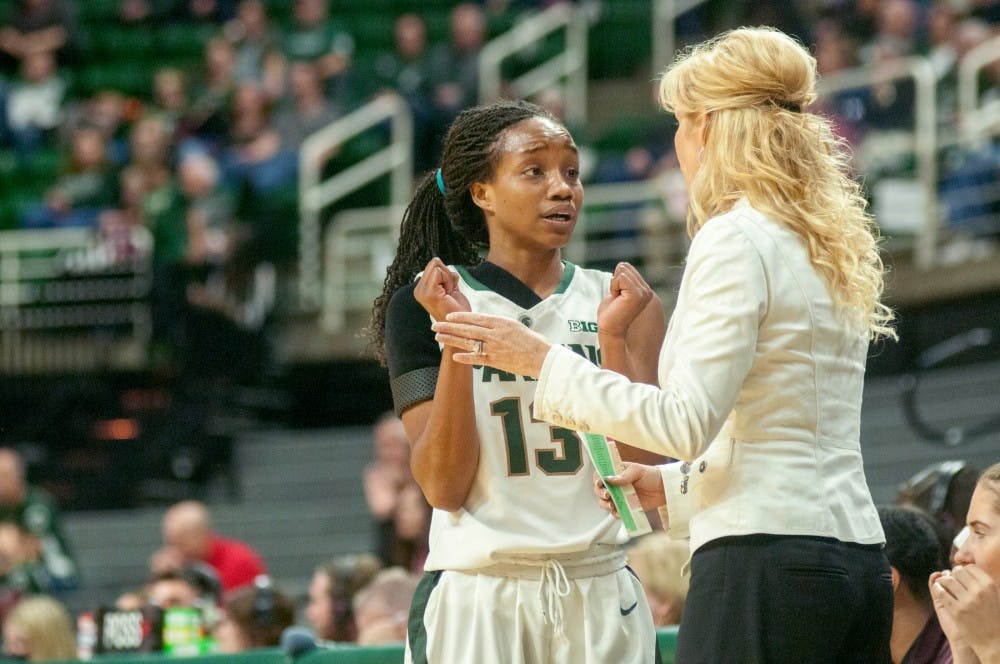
[470,181,493,215]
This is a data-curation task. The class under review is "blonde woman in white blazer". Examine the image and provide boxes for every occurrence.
[432,27,897,663]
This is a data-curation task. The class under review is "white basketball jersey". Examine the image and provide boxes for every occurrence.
[424,262,628,571]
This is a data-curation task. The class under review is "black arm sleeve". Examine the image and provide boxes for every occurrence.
[384,284,443,416]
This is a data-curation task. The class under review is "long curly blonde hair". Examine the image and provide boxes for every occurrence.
[659,27,895,340]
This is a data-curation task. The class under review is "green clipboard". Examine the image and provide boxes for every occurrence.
[583,433,652,537]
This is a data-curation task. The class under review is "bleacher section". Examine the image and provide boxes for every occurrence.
[60,358,1000,619]
[63,425,375,614]
[0,0,655,231]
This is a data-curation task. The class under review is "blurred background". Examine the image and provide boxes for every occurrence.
[0,0,997,639]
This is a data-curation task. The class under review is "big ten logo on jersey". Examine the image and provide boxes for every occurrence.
[567,319,598,333]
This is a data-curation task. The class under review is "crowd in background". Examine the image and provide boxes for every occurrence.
[0,0,998,659]
[0,0,997,373]
[0,427,995,659]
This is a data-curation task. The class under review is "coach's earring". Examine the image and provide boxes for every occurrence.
[697,147,704,164]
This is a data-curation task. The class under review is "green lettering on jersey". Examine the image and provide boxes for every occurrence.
[564,343,601,366]
[491,398,583,477]
[491,397,529,475]
[481,366,517,382]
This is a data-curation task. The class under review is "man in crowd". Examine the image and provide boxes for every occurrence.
[150,500,265,593]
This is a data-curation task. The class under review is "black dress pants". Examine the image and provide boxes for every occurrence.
[675,534,893,664]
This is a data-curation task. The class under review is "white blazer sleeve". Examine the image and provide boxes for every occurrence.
[534,219,768,461]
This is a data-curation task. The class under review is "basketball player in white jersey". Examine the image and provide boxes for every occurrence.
[369,100,665,663]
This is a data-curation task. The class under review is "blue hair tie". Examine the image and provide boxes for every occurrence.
[436,168,446,195]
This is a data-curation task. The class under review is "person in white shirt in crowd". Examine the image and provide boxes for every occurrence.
[432,27,896,663]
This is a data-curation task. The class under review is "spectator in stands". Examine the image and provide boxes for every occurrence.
[625,533,690,627]
[282,0,354,107]
[145,567,204,610]
[224,81,297,193]
[224,80,299,265]
[60,89,134,166]
[429,3,486,131]
[930,462,1000,663]
[125,114,189,354]
[936,17,992,127]
[3,49,66,159]
[150,499,266,593]
[98,166,149,260]
[1,594,77,661]
[184,36,238,149]
[860,0,920,63]
[223,0,284,100]
[274,59,341,151]
[391,482,430,574]
[927,1,961,80]
[0,0,79,75]
[812,20,867,147]
[372,13,436,172]
[0,521,44,622]
[115,587,147,610]
[214,576,296,652]
[151,67,191,143]
[305,553,381,642]
[879,505,953,664]
[20,123,118,229]
[351,567,419,645]
[177,150,233,267]
[120,0,237,24]
[0,448,78,592]
[363,412,412,567]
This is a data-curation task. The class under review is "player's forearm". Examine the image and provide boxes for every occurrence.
[410,350,480,511]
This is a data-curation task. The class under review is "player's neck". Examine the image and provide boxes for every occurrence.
[484,249,564,299]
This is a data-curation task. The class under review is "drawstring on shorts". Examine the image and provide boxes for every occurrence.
[538,558,572,633]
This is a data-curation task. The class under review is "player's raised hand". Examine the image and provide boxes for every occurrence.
[414,257,471,322]
[597,262,656,339]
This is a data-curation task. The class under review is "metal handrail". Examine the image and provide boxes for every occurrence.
[0,226,153,373]
[317,180,686,335]
[478,3,589,128]
[298,93,413,310]
[322,205,405,333]
[817,56,939,267]
[958,33,1000,143]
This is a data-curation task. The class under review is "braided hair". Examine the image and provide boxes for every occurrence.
[369,99,558,365]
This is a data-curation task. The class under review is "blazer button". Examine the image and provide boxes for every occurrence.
[699,460,707,473]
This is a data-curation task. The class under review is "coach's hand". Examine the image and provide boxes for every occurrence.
[433,312,551,378]
[594,462,667,517]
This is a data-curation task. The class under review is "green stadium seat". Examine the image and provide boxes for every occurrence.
[155,24,216,57]
[94,27,154,59]
[78,63,153,97]
[349,13,396,53]
[81,0,122,24]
